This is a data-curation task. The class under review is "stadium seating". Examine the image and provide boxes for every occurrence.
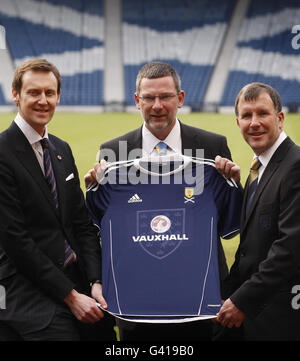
[0,0,104,105]
[0,0,299,110]
[221,0,300,109]
[0,85,6,105]
[122,0,235,109]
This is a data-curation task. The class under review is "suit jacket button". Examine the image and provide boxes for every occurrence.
[240,253,245,257]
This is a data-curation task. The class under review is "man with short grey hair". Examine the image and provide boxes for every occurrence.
[85,61,240,341]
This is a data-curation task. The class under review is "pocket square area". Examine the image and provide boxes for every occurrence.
[66,173,74,181]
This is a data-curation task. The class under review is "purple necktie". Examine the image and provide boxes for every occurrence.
[40,138,76,267]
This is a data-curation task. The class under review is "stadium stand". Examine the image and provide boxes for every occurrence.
[0,0,299,111]
[0,0,104,105]
[221,0,300,110]
[122,0,235,109]
[0,85,6,105]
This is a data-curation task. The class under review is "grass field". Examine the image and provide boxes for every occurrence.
[1,111,300,267]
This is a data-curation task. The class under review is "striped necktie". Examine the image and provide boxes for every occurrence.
[245,157,261,216]
[40,138,76,267]
[155,141,168,156]
[40,138,58,208]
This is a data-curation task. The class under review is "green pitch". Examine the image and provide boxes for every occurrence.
[1,111,300,267]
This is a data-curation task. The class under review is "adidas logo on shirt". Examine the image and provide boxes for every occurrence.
[128,194,143,203]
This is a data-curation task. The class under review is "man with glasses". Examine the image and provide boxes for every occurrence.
[85,61,238,341]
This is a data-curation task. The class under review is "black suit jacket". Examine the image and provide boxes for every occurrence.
[0,122,101,334]
[100,121,233,286]
[224,137,300,340]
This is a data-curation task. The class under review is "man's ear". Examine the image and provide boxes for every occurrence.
[12,89,19,105]
[277,111,284,131]
[134,93,140,110]
[177,90,185,108]
[56,92,61,105]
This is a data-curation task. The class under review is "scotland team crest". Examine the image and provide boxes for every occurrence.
[135,209,188,259]
[185,188,194,198]
[184,187,195,203]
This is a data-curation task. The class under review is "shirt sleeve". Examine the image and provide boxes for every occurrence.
[86,183,111,230]
[211,168,242,239]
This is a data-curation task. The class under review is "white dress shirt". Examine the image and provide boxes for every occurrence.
[142,118,182,156]
[14,112,49,175]
[255,131,287,183]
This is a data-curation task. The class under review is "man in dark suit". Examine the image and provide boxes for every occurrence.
[85,62,238,341]
[0,59,107,341]
[216,82,300,340]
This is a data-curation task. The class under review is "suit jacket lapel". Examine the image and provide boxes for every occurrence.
[180,122,198,156]
[10,123,59,216]
[241,177,250,223]
[127,127,143,159]
[241,162,279,233]
[241,137,294,234]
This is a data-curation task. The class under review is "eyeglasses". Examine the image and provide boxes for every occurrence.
[138,93,179,105]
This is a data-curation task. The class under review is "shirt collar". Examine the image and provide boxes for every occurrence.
[255,130,287,168]
[14,112,48,145]
[142,118,182,155]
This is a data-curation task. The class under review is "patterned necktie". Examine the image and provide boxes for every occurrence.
[245,157,261,216]
[40,138,58,208]
[155,141,168,156]
[40,138,76,267]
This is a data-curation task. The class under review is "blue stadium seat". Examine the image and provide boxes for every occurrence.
[0,0,104,105]
[221,0,300,109]
[122,0,235,108]
[0,85,7,105]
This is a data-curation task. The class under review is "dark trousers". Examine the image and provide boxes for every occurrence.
[0,307,80,341]
[0,263,117,341]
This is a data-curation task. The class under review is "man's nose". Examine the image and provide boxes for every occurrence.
[38,92,47,104]
[250,114,260,127]
[152,96,163,109]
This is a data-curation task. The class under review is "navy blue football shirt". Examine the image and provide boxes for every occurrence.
[87,156,242,322]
